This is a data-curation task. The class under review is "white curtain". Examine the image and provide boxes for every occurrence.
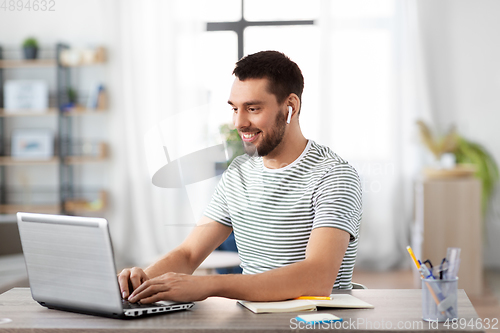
[104,0,435,271]
[106,0,206,268]
[314,0,434,269]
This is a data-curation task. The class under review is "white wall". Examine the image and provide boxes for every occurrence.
[0,1,196,269]
[0,1,112,46]
[418,0,500,268]
[3,0,500,268]
[0,0,119,237]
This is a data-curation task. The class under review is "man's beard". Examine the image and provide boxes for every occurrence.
[242,110,287,157]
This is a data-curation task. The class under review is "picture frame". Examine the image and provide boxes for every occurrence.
[11,129,54,160]
[3,80,49,114]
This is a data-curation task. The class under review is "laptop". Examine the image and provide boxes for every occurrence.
[16,212,194,319]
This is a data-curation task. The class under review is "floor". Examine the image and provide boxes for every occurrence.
[353,269,500,332]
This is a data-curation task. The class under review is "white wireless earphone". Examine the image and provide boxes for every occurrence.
[286,106,292,124]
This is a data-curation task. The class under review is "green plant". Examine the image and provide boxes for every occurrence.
[67,87,77,104]
[220,123,244,166]
[22,37,38,48]
[454,136,499,214]
[417,120,499,215]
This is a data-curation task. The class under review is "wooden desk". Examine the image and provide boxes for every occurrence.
[0,288,485,332]
[195,250,241,275]
[413,178,483,295]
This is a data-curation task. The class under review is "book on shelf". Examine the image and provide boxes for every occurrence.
[86,83,107,110]
[237,294,374,314]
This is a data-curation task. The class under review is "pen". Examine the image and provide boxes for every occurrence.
[422,259,434,279]
[407,246,456,317]
[419,260,435,280]
[439,258,448,280]
[296,296,332,300]
[406,246,444,314]
[420,262,457,317]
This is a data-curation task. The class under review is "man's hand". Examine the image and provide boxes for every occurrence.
[118,267,149,299]
[128,272,211,304]
[115,219,231,303]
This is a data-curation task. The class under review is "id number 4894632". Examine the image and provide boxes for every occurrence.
[444,318,499,330]
[1,0,55,11]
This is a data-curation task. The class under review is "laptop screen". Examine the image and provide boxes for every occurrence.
[17,213,123,314]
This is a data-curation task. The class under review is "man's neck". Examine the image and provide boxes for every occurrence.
[262,131,308,169]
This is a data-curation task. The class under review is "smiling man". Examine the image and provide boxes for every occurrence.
[118,51,362,304]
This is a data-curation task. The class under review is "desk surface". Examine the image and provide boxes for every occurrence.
[197,250,241,270]
[0,288,485,333]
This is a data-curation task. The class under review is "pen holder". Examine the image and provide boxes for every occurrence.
[422,278,458,322]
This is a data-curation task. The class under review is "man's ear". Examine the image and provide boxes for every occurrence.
[287,93,301,117]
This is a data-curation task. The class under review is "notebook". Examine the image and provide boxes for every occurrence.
[238,294,374,314]
[16,212,194,319]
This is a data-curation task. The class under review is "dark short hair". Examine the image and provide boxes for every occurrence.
[233,51,304,111]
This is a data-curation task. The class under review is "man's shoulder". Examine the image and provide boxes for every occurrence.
[224,154,260,176]
[228,154,255,169]
[305,141,360,183]
[306,141,350,169]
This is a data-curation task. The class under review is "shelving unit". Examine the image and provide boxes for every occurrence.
[0,43,109,219]
[0,59,57,69]
[0,108,58,117]
[0,157,59,166]
[0,204,59,215]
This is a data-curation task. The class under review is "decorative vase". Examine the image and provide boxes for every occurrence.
[23,46,38,60]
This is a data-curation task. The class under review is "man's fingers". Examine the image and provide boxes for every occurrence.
[129,281,168,303]
[138,291,170,304]
[129,276,162,298]
[129,270,144,291]
[117,270,131,299]
[117,268,149,299]
[129,280,155,301]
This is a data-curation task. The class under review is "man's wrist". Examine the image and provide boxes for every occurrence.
[202,273,247,300]
[204,274,225,298]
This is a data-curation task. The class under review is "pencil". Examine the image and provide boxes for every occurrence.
[406,246,444,314]
[406,246,421,269]
[296,296,332,300]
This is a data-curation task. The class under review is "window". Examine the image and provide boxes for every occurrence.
[202,0,396,162]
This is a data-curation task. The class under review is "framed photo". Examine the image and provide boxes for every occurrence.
[3,80,49,114]
[11,129,54,160]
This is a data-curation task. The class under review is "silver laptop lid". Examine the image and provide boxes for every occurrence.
[17,212,123,314]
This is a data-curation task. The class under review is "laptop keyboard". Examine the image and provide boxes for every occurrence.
[122,299,163,309]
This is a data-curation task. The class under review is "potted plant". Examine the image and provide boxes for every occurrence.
[417,120,499,214]
[62,87,78,111]
[22,37,39,60]
[454,136,499,213]
[219,123,245,168]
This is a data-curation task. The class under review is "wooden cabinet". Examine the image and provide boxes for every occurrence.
[413,177,483,296]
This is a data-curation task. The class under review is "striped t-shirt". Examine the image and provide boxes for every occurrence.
[204,140,362,289]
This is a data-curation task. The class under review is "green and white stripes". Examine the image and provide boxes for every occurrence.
[205,140,362,290]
